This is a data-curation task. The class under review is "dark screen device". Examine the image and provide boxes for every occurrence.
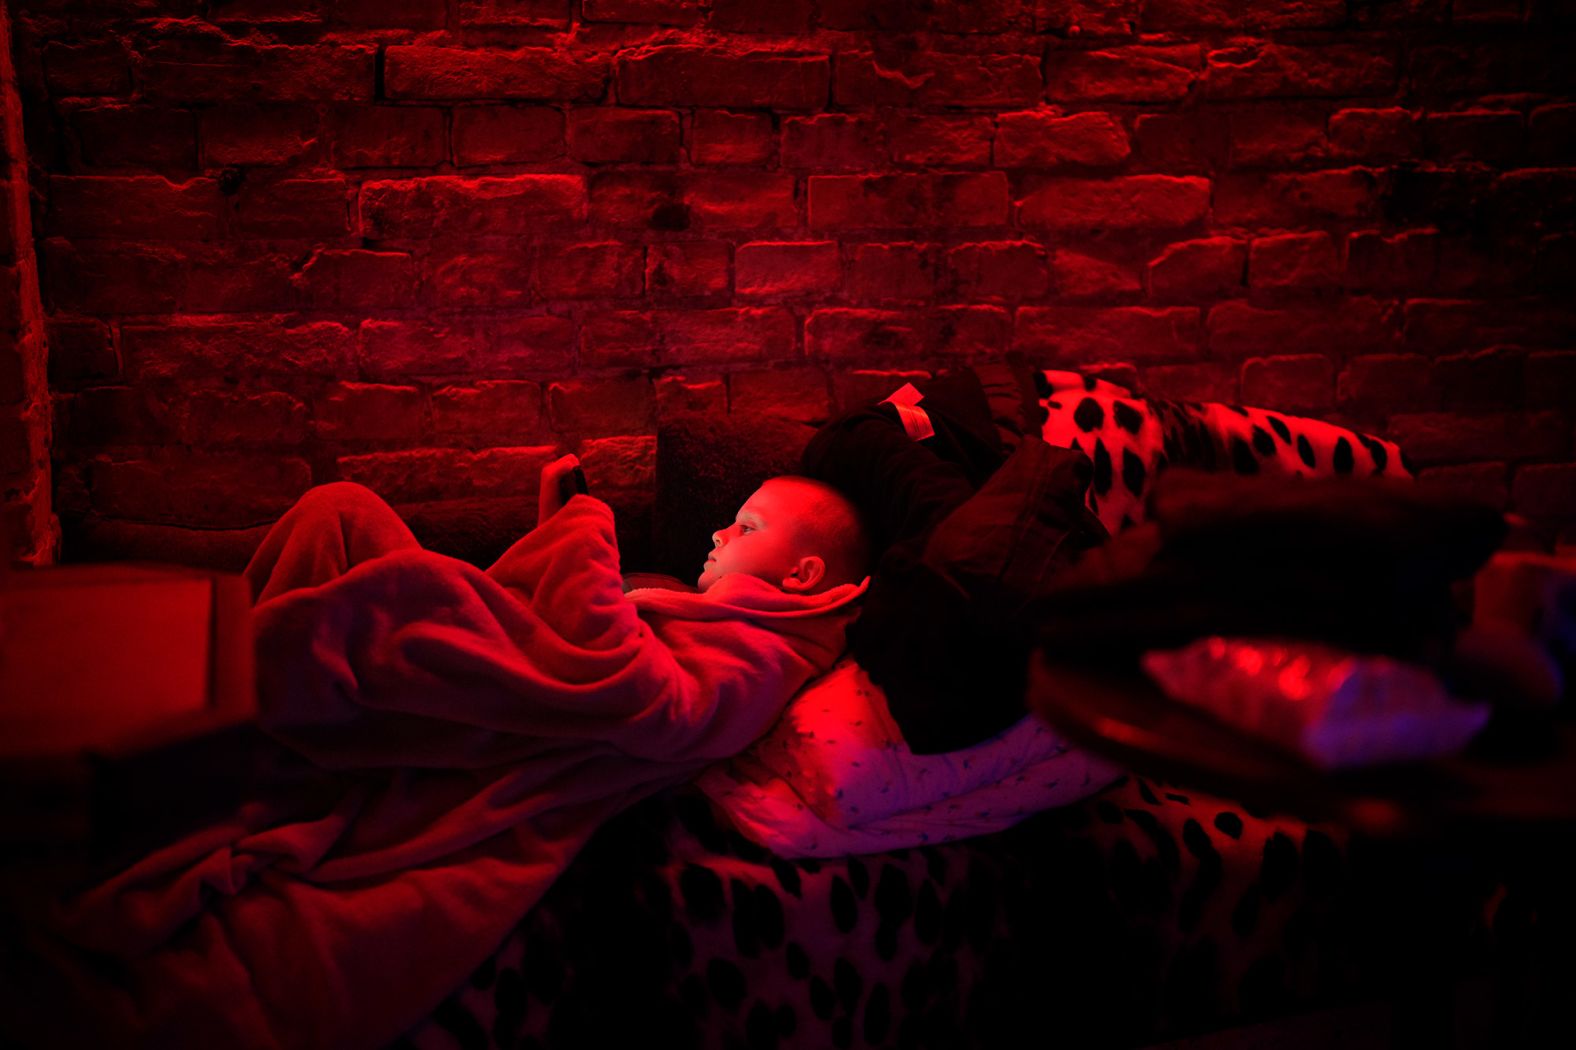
[558,465,590,504]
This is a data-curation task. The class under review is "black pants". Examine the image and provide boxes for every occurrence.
[801,362,1108,754]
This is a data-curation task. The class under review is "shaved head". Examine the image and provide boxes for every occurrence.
[761,476,871,590]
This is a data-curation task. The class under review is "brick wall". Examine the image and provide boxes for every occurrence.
[1,1,54,567]
[7,0,1574,568]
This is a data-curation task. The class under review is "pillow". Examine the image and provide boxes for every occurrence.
[1038,370,1413,537]
[717,658,1118,829]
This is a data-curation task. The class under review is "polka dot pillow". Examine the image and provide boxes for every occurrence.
[1038,370,1413,537]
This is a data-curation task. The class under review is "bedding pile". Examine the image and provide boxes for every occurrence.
[10,496,863,1050]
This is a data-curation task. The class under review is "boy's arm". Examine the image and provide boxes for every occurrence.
[536,453,585,528]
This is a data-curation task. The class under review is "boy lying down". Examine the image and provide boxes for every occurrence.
[18,458,869,1050]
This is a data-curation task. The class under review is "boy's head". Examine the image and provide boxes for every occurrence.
[697,476,870,595]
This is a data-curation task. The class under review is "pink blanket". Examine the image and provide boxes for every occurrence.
[29,497,864,1049]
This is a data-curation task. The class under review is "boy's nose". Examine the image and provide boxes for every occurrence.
[712,530,725,548]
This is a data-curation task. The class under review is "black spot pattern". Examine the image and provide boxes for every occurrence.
[746,1000,776,1050]
[830,876,857,933]
[874,864,914,961]
[847,857,870,898]
[1114,399,1144,434]
[770,858,803,899]
[1230,437,1260,474]
[809,976,835,1021]
[1333,436,1354,474]
[1092,438,1113,495]
[732,878,762,957]
[834,957,863,1014]
[1297,434,1317,468]
[915,880,943,945]
[786,942,810,980]
[1260,833,1299,902]
[1361,435,1389,473]
[1232,886,1262,938]
[1268,415,1291,442]
[1074,396,1106,432]
[681,864,725,922]
[706,958,747,1012]
[864,982,892,1045]
[1214,811,1244,839]
[754,884,785,949]
[1122,447,1147,498]
[1251,425,1275,457]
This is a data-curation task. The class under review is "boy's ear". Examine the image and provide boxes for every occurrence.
[781,555,826,593]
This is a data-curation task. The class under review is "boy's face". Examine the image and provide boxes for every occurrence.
[697,479,821,593]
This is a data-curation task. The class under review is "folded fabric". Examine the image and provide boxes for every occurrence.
[1141,637,1491,770]
[722,659,1118,829]
[1473,551,1576,696]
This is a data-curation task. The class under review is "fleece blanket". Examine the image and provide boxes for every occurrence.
[22,496,864,1050]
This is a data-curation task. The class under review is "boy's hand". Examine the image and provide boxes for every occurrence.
[537,453,583,528]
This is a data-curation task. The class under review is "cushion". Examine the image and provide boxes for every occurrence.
[1039,370,1413,537]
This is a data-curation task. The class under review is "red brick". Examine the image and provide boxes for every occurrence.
[660,308,798,364]
[1423,110,1523,163]
[423,248,533,309]
[807,309,923,360]
[330,106,446,168]
[180,244,302,309]
[780,114,885,170]
[1045,45,1199,103]
[1131,112,1229,173]
[1240,354,1335,411]
[46,176,222,239]
[686,173,799,229]
[457,0,569,26]
[1327,107,1420,161]
[1228,107,1328,168]
[548,376,655,433]
[832,368,931,411]
[140,36,375,102]
[44,38,132,96]
[823,0,1020,31]
[729,368,831,424]
[1529,104,1576,163]
[1385,412,1568,467]
[647,241,730,298]
[1337,354,1435,411]
[120,320,352,384]
[46,320,118,388]
[1532,234,1575,294]
[583,0,702,24]
[1525,352,1576,410]
[1248,232,1340,290]
[656,374,727,418]
[1208,299,1397,358]
[1014,306,1201,363]
[617,47,828,110]
[809,173,1008,229]
[1415,463,1508,509]
[168,389,309,446]
[1431,348,1525,410]
[1203,43,1398,99]
[709,0,814,32]
[568,108,681,164]
[338,447,557,501]
[1408,40,1558,98]
[995,110,1130,168]
[90,454,311,527]
[947,241,1049,303]
[200,105,320,166]
[1492,169,1576,232]
[488,315,577,376]
[1434,235,1530,295]
[54,387,160,450]
[359,319,490,378]
[1141,362,1237,402]
[578,435,658,497]
[71,106,197,172]
[932,306,1012,356]
[385,46,606,101]
[1214,170,1380,227]
[432,381,546,442]
[689,110,775,166]
[1512,463,1576,521]
[452,107,564,166]
[235,178,350,237]
[883,114,993,167]
[1146,237,1246,300]
[293,250,417,309]
[1345,229,1437,292]
[314,383,425,442]
[534,242,645,299]
[833,51,1041,110]
[1404,299,1576,355]
[1019,175,1208,230]
[361,176,586,238]
[1143,0,1345,29]
[736,242,841,298]
[42,240,179,315]
[1051,250,1141,300]
[1453,0,1523,23]
[848,243,933,302]
[581,312,660,369]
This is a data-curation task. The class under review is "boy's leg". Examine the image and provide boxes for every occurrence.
[244,482,422,605]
